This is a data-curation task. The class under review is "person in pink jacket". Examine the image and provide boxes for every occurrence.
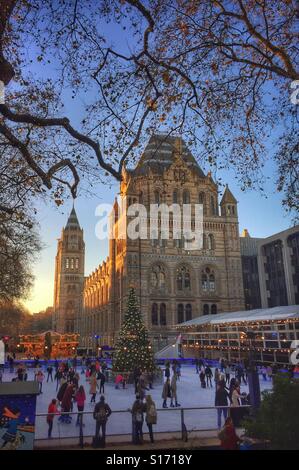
[75,385,86,426]
[36,371,45,394]
[115,374,123,389]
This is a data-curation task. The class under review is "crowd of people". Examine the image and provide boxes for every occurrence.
[2,353,297,449]
[45,358,160,447]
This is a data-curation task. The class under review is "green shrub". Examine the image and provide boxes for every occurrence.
[243,374,299,449]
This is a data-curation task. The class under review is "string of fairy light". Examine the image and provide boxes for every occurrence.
[177,317,299,355]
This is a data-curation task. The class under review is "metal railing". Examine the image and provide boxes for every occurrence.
[34,405,252,448]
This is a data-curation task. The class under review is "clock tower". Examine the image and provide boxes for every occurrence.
[53,207,85,333]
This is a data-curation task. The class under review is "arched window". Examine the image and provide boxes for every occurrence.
[183,190,190,204]
[201,267,216,291]
[203,233,207,250]
[160,303,167,325]
[151,270,158,288]
[208,234,215,250]
[65,258,69,269]
[203,304,209,315]
[173,190,178,204]
[232,205,235,215]
[198,192,204,204]
[177,270,183,290]
[211,195,217,215]
[154,191,160,204]
[185,271,191,289]
[202,273,208,290]
[151,265,166,289]
[186,304,192,321]
[177,266,191,290]
[177,304,184,323]
[211,304,217,315]
[151,303,158,325]
[209,274,215,290]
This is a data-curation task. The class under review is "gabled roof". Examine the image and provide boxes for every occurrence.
[132,134,205,177]
[220,185,237,204]
[65,207,80,229]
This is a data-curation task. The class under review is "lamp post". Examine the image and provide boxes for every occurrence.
[244,330,261,410]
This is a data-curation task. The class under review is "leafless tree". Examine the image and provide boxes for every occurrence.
[0,0,298,218]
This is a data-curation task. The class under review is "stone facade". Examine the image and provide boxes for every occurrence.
[78,135,245,351]
[52,208,85,333]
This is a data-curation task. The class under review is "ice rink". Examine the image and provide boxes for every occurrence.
[1,364,273,442]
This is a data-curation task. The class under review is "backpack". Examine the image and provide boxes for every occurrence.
[95,405,107,423]
[147,404,157,424]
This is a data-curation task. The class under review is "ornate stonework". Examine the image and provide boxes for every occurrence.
[77,135,245,351]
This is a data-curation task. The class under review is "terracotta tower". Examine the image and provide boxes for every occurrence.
[53,207,85,333]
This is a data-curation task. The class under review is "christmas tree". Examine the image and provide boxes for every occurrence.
[113,287,155,372]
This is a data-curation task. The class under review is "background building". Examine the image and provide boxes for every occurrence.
[240,229,262,310]
[240,226,299,311]
[257,226,299,308]
[79,135,245,351]
[52,208,85,333]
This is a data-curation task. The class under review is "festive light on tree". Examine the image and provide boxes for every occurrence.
[113,287,155,372]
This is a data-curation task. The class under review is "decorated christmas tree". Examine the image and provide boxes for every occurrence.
[112,287,155,372]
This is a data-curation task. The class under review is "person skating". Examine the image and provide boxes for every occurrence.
[225,365,230,385]
[89,373,98,403]
[47,365,53,382]
[162,378,171,408]
[199,368,206,388]
[145,395,157,444]
[60,384,74,423]
[131,394,146,445]
[36,370,45,394]
[93,395,112,448]
[97,371,105,393]
[170,373,181,407]
[75,385,86,426]
[231,385,242,427]
[55,368,63,391]
[205,365,213,387]
[47,399,59,438]
[133,367,141,394]
[215,382,231,429]
[164,362,171,380]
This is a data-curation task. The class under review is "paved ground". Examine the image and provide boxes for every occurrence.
[1,365,273,443]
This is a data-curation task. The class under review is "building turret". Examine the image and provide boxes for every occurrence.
[53,206,85,333]
[220,185,238,217]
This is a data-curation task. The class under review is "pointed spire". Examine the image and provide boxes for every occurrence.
[220,184,237,204]
[65,205,80,229]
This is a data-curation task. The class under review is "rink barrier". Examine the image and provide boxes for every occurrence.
[35,405,252,449]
